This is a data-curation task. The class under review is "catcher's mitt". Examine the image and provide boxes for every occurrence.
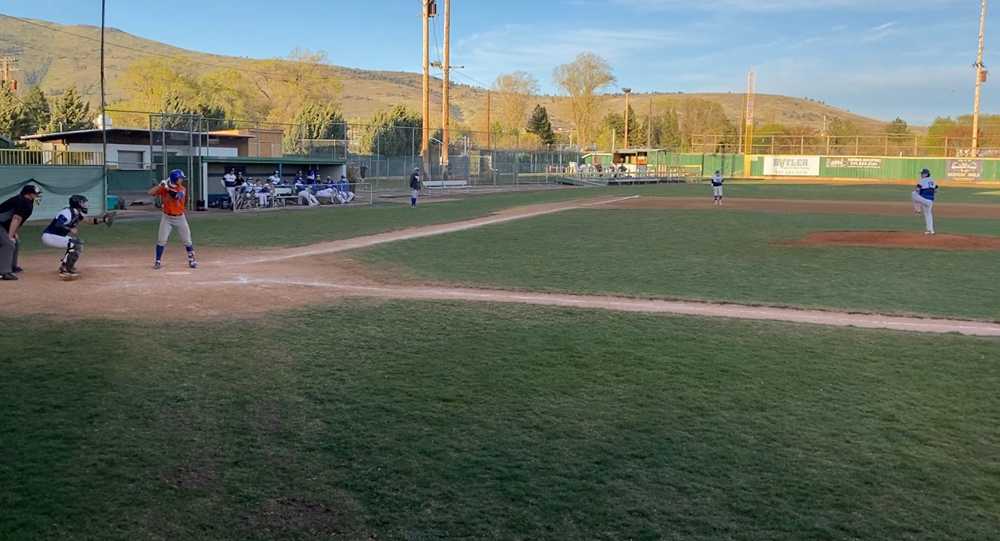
[94,212,116,228]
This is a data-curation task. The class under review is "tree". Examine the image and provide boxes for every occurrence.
[886,117,910,135]
[248,49,342,125]
[553,52,616,146]
[526,105,556,146]
[493,71,538,137]
[111,50,342,128]
[21,87,50,135]
[653,96,735,150]
[362,105,422,157]
[47,87,91,132]
[284,101,346,154]
[0,86,28,140]
[598,104,640,149]
[644,109,682,150]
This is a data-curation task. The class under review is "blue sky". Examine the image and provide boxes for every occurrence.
[4,0,997,123]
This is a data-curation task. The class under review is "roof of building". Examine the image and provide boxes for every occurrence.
[21,127,256,142]
[614,148,663,154]
[205,156,346,166]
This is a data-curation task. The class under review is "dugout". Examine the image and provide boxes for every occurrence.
[204,157,347,207]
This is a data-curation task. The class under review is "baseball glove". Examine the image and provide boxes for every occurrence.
[95,212,116,228]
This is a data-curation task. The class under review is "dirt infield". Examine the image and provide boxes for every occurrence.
[785,231,1000,251]
[4,197,1000,336]
[605,197,1000,219]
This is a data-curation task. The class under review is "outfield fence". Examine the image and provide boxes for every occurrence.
[690,134,1000,158]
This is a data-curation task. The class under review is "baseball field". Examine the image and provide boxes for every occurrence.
[3,182,1000,540]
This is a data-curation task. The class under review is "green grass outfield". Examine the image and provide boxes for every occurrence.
[15,182,1000,254]
[2,301,999,540]
[358,207,1000,321]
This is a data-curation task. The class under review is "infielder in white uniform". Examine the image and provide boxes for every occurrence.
[911,168,938,235]
[710,170,724,206]
[222,169,237,210]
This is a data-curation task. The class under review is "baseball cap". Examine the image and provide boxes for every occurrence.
[20,183,41,196]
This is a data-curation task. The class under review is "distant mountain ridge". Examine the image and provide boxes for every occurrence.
[0,14,888,132]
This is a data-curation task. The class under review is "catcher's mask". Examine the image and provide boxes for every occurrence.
[69,194,89,215]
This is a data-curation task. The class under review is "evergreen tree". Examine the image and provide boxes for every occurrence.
[363,105,422,157]
[0,85,28,140]
[526,105,556,146]
[886,117,910,135]
[21,87,51,135]
[47,87,92,132]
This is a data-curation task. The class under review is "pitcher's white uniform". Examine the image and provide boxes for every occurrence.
[711,171,724,206]
[912,171,937,235]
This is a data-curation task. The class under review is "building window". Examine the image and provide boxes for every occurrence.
[118,150,145,170]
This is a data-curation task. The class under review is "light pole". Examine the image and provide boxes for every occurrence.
[623,88,632,149]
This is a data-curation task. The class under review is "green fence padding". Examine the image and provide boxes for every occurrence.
[0,166,106,220]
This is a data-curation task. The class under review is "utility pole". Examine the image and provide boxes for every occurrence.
[0,56,19,92]
[622,88,632,149]
[742,69,756,175]
[101,0,108,212]
[972,0,989,156]
[441,0,451,172]
[647,95,653,149]
[486,91,492,150]
[421,0,435,176]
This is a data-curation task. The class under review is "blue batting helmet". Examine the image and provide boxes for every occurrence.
[168,169,186,183]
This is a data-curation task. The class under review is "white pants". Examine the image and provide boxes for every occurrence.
[713,186,723,197]
[912,193,935,233]
[299,191,319,206]
[226,187,236,207]
[339,190,355,203]
[42,233,73,249]
[158,214,193,246]
[257,193,270,207]
[316,188,336,203]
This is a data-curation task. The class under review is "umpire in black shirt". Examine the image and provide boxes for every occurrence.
[0,184,42,281]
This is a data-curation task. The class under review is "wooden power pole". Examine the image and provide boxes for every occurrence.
[0,56,19,92]
[622,88,632,149]
[421,1,435,175]
[647,95,653,149]
[486,91,492,150]
[441,0,451,172]
[972,0,989,156]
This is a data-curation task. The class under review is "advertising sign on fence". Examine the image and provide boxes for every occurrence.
[826,157,883,169]
[763,156,820,176]
[946,159,982,180]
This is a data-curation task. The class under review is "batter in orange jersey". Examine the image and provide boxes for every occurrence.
[147,169,198,270]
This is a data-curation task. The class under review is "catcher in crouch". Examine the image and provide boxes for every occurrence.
[41,194,114,280]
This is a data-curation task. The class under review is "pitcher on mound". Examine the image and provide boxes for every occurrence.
[148,169,198,270]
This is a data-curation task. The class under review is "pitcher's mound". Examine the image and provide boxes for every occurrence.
[786,231,1000,251]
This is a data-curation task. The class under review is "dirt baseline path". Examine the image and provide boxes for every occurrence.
[5,196,1000,337]
[606,197,1000,219]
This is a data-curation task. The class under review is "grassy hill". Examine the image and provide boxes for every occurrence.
[1,14,887,133]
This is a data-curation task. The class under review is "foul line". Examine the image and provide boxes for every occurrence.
[240,195,640,264]
[204,277,1000,338]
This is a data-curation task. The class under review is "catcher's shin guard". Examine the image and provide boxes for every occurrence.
[61,237,84,273]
